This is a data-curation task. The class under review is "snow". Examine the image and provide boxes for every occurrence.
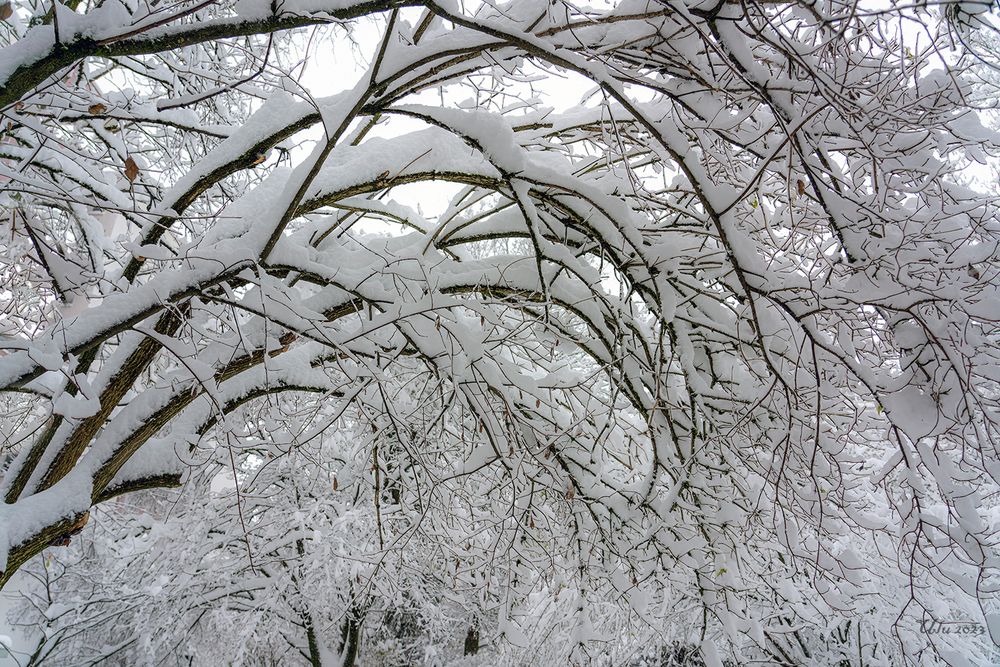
[0,470,92,573]
[392,105,525,173]
[0,27,54,92]
[302,127,502,205]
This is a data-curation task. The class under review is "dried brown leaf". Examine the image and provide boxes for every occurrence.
[124,156,139,183]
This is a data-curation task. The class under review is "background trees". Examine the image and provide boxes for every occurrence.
[1,0,999,664]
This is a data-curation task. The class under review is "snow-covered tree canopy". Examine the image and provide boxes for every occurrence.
[1,0,1000,664]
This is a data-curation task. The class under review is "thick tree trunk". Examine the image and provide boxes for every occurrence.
[463,625,479,656]
[338,608,363,667]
